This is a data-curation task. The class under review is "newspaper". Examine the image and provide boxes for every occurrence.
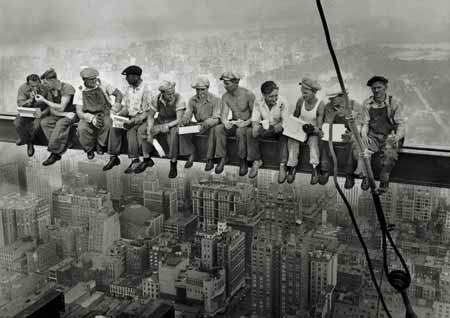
[322,123,347,142]
[17,107,41,118]
[282,115,308,142]
[111,114,131,129]
[178,125,202,135]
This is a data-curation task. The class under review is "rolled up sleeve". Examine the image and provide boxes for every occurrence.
[142,86,155,112]
[175,95,186,111]
[392,98,406,137]
[211,97,222,119]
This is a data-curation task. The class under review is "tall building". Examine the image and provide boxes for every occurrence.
[106,169,123,200]
[77,160,107,190]
[0,240,35,273]
[164,213,198,241]
[88,209,120,255]
[126,240,149,275]
[144,188,177,221]
[25,151,62,214]
[280,233,310,316]
[0,194,50,246]
[309,250,338,307]
[120,204,164,240]
[26,240,59,273]
[159,256,189,298]
[0,163,20,196]
[256,168,276,202]
[192,180,256,231]
[399,184,436,222]
[216,225,246,297]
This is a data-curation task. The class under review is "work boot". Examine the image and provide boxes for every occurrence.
[124,159,140,174]
[286,166,296,184]
[27,144,35,157]
[42,153,61,166]
[344,175,355,189]
[205,159,214,172]
[318,171,330,185]
[96,145,105,155]
[278,163,287,184]
[215,157,226,174]
[185,153,195,169]
[16,138,26,146]
[310,167,319,185]
[134,157,155,174]
[249,160,262,179]
[103,156,120,171]
[169,161,178,179]
[87,151,95,160]
[239,159,248,177]
[361,177,370,191]
[379,181,389,193]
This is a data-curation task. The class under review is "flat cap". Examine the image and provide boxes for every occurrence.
[326,84,348,98]
[41,68,57,80]
[219,71,240,81]
[299,77,321,91]
[191,76,210,89]
[367,76,388,87]
[158,80,176,92]
[121,65,142,76]
[80,67,99,79]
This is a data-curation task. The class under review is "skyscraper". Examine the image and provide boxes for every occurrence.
[88,209,120,255]
[192,180,256,231]
[309,250,338,307]
[0,163,20,196]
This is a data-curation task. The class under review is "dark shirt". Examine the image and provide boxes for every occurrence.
[17,83,51,109]
[49,81,76,113]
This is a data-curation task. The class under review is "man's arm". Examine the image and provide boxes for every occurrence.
[17,85,33,108]
[182,98,194,126]
[76,104,94,122]
[241,91,256,127]
[316,101,326,130]
[392,98,406,143]
[220,96,230,124]
[36,93,73,112]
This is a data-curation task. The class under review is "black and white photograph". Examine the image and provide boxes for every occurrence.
[0,1,449,317]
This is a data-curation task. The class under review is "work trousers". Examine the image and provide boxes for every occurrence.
[14,115,41,144]
[77,115,112,153]
[41,114,79,155]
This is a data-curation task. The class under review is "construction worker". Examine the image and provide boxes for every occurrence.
[359,76,406,192]
[15,74,51,157]
[37,69,77,166]
[214,72,256,176]
[75,67,123,160]
[145,80,192,178]
[288,77,326,184]
[181,76,221,171]
[319,87,364,187]
[102,65,153,174]
[248,80,291,180]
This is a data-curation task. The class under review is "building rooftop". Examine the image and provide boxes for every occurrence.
[165,213,197,226]
[112,275,142,288]
[121,204,160,225]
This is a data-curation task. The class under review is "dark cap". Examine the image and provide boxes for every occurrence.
[367,76,388,87]
[121,65,142,76]
[41,68,57,80]
[299,77,321,91]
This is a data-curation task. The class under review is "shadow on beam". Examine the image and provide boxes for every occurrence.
[1,113,450,188]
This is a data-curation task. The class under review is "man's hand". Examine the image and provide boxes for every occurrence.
[85,113,95,123]
[224,120,233,130]
[123,118,135,130]
[390,134,403,145]
[146,131,154,144]
[64,112,75,120]
[111,102,122,113]
[273,123,283,133]
[314,127,324,138]
[361,131,369,147]
[34,94,46,103]
[234,119,247,128]
[160,124,170,133]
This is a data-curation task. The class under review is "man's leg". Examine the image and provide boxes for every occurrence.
[165,127,179,178]
[343,139,358,189]
[214,124,232,174]
[134,122,155,174]
[124,124,141,174]
[77,119,96,158]
[247,126,263,179]
[308,135,320,185]
[103,127,123,171]
[14,115,32,144]
[278,135,288,184]
[40,115,58,143]
[319,139,332,185]
[43,116,78,165]
[236,126,249,176]
[286,138,300,184]
[203,126,216,171]
[96,115,112,153]
[378,138,399,191]
[179,129,196,169]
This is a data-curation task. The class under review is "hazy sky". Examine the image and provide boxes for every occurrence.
[0,0,448,46]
